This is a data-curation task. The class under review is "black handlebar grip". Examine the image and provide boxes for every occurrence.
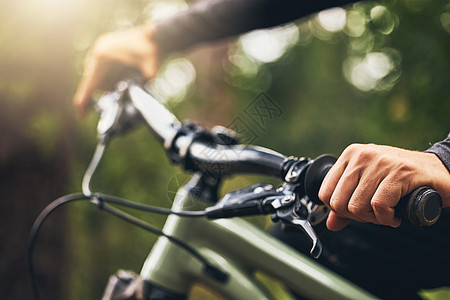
[304,154,443,227]
[304,154,337,205]
[395,186,442,226]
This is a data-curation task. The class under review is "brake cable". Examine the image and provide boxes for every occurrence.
[27,193,226,300]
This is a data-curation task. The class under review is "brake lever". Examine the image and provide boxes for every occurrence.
[270,195,323,259]
[95,80,141,144]
[205,184,279,219]
[270,157,327,259]
[205,157,326,259]
[96,91,121,143]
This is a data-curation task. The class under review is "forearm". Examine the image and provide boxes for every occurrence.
[152,0,357,53]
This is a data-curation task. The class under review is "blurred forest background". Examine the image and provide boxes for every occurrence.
[1,0,449,299]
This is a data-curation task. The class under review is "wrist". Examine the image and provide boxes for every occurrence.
[425,152,450,207]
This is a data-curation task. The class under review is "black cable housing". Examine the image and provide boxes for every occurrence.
[27,194,88,300]
[93,193,207,217]
[27,193,223,300]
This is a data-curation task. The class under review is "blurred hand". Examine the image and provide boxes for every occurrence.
[73,24,160,117]
[319,144,450,231]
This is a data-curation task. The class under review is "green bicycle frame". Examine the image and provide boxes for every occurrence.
[140,174,377,300]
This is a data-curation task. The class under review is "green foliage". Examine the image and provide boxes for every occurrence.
[218,0,450,159]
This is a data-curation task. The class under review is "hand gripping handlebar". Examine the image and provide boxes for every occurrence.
[304,155,443,227]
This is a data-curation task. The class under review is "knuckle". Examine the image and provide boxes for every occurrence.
[343,143,362,156]
[318,188,331,204]
[329,198,347,214]
[345,143,378,164]
[370,198,394,225]
[358,150,374,163]
[359,145,379,160]
[374,155,387,169]
[92,35,112,57]
[370,199,388,213]
[347,202,365,215]
[329,199,339,211]
[389,161,414,184]
[395,161,412,174]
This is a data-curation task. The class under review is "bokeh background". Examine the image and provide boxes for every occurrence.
[1,0,449,299]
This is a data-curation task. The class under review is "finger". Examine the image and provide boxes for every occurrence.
[326,211,351,231]
[370,180,402,227]
[73,76,92,117]
[73,60,102,117]
[347,175,379,224]
[327,166,360,217]
[318,160,347,205]
[140,59,158,80]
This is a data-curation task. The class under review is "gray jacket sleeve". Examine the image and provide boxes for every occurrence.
[427,134,450,172]
[153,0,356,53]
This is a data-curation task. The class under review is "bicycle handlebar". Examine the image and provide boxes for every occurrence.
[185,142,287,177]
[128,84,181,148]
[94,78,442,227]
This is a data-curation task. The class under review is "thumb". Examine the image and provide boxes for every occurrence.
[73,77,92,118]
[140,59,158,81]
[326,211,351,231]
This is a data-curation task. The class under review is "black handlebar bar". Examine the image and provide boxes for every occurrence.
[186,142,287,177]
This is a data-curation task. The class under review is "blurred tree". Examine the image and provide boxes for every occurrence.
[0,1,78,299]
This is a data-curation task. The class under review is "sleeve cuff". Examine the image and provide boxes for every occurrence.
[425,133,450,173]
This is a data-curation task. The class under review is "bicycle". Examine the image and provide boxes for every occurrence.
[28,76,443,300]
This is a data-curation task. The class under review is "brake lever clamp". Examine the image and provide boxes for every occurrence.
[269,158,325,259]
[95,80,140,144]
[205,157,327,258]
